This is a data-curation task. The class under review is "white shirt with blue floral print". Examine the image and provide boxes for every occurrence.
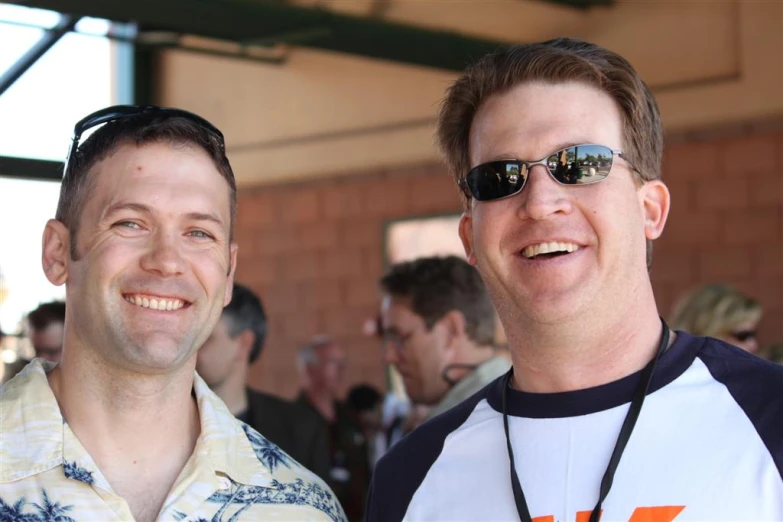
[0,359,346,522]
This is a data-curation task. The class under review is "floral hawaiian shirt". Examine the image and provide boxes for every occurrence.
[0,359,346,522]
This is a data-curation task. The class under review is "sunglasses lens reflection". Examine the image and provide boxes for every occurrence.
[463,144,615,201]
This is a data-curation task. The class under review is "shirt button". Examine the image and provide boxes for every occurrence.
[218,477,232,490]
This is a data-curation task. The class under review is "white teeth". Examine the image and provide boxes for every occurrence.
[522,242,580,259]
[124,295,185,311]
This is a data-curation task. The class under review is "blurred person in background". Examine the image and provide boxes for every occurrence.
[379,255,509,422]
[298,336,369,521]
[27,300,66,362]
[670,284,763,354]
[346,383,384,470]
[1,301,66,384]
[197,283,329,478]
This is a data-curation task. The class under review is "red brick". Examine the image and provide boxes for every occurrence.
[661,141,721,181]
[758,307,782,345]
[408,173,462,213]
[253,227,298,256]
[278,188,321,224]
[300,280,343,310]
[316,249,364,280]
[237,192,279,228]
[699,248,751,279]
[233,228,261,258]
[750,173,783,207]
[321,307,367,337]
[283,312,324,344]
[277,252,320,282]
[236,253,277,286]
[719,134,779,178]
[722,209,781,245]
[665,182,693,220]
[661,212,722,245]
[321,184,364,220]
[363,246,385,278]
[339,220,383,249]
[261,282,302,314]
[650,248,694,283]
[294,222,340,251]
[344,279,381,308]
[362,177,411,218]
[753,245,783,277]
[694,179,749,210]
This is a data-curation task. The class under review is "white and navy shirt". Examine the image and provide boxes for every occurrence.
[366,333,783,521]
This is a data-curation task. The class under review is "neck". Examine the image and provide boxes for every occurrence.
[47,346,200,495]
[210,365,248,416]
[304,388,336,422]
[504,284,670,393]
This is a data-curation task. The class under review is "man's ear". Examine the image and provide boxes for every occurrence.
[439,310,468,356]
[458,211,477,266]
[639,180,670,241]
[42,220,70,286]
[224,242,238,306]
[236,329,255,363]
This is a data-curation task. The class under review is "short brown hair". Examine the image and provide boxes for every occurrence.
[27,300,66,332]
[56,113,236,259]
[380,255,496,346]
[437,37,663,206]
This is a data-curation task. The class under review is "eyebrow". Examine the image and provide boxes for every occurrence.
[103,202,225,228]
[485,142,587,163]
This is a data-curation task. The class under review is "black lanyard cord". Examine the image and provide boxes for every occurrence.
[503,318,670,522]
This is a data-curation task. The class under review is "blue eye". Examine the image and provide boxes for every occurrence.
[116,221,141,229]
[189,230,213,239]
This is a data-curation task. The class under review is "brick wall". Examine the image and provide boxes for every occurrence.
[237,122,783,398]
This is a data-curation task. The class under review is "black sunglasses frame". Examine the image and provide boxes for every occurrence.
[730,330,757,342]
[63,105,225,179]
[459,144,633,202]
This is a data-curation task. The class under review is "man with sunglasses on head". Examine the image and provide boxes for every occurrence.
[366,39,783,522]
[0,106,345,522]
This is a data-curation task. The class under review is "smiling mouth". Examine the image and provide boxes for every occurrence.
[122,294,189,311]
[521,241,580,260]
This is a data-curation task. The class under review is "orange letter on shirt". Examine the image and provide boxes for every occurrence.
[629,506,685,522]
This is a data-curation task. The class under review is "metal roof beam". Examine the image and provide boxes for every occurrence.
[0,14,81,96]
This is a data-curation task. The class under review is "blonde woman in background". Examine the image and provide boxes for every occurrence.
[670,284,763,354]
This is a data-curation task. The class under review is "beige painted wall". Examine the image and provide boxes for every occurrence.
[158,0,783,186]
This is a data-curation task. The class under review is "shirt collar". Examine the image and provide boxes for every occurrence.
[0,359,63,483]
[190,373,274,488]
[0,359,273,489]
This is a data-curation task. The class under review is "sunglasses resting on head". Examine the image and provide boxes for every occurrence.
[459,144,634,201]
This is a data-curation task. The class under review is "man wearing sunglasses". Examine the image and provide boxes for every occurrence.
[366,39,783,521]
[0,106,344,522]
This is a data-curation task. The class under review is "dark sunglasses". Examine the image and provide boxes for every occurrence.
[459,144,632,202]
[64,105,225,178]
[730,330,757,342]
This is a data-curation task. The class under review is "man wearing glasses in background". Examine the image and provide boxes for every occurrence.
[366,38,783,521]
[0,106,344,522]
[379,255,509,423]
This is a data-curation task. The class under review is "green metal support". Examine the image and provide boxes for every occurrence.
[7,0,516,71]
[0,156,63,181]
